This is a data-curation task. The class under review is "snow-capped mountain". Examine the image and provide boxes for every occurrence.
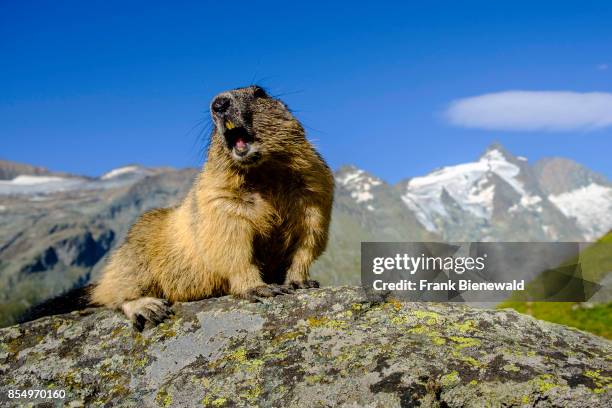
[0,147,610,327]
[548,185,612,240]
[332,165,434,242]
[398,145,586,241]
[0,164,161,196]
[335,166,383,211]
[0,174,87,195]
[401,146,530,228]
[338,144,608,242]
[535,158,612,240]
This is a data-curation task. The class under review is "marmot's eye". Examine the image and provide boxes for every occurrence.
[253,86,267,98]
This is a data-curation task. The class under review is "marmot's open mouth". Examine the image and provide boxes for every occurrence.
[224,125,255,158]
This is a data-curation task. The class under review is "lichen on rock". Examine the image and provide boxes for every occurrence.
[0,286,610,407]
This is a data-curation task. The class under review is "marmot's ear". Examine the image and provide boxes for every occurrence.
[253,86,268,99]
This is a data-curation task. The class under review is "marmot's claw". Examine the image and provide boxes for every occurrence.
[134,314,146,332]
[288,280,320,289]
[124,297,173,331]
[244,284,294,302]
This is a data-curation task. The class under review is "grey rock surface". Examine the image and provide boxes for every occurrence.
[1,286,610,407]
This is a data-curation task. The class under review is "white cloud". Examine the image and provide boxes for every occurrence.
[446,91,612,132]
[597,63,609,71]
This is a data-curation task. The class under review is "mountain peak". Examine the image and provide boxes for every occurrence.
[335,165,383,185]
[480,142,517,163]
[334,165,385,209]
[335,164,362,175]
[534,157,610,195]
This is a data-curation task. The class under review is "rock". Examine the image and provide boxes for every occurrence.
[0,286,610,407]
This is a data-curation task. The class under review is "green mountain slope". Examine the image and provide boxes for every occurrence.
[499,231,612,339]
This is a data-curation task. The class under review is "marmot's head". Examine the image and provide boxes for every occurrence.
[210,86,304,166]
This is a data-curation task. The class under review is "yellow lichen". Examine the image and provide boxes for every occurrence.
[306,316,348,329]
[431,336,446,346]
[408,326,428,335]
[390,315,410,325]
[211,397,227,406]
[531,374,559,393]
[413,310,441,325]
[440,371,460,387]
[584,370,601,379]
[228,347,247,363]
[449,336,480,349]
[584,369,611,391]
[307,316,329,327]
[110,384,129,397]
[454,320,476,333]
[305,374,325,384]
[407,325,446,346]
[272,330,303,344]
[387,298,402,311]
[110,326,126,338]
[134,357,149,368]
[343,310,353,318]
[225,347,264,373]
[451,351,481,367]
[242,385,262,401]
[262,350,287,361]
[503,363,520,372]
[155,390,172,407]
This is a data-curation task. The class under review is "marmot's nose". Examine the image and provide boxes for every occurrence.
[211,96,231,115]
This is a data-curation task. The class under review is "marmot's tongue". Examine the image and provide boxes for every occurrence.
[235,137,247,150]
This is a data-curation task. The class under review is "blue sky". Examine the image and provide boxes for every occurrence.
[1,1,611,183]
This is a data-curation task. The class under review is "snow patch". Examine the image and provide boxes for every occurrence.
[101,165,141,180]
[0,175,84,195]
[0,166,149,196]
[401,194,439,232]
[336,169,382,204]
[353,191,374,203]
[520,195,542,207]
[481,148,506,162]
[549,183,612,240]
[5,175,66,185]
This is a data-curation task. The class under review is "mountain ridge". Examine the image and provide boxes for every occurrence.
[1,144,611,326]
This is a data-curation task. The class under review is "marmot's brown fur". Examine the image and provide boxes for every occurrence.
[91,86,334,330]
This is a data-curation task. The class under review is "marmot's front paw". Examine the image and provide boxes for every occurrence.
[287,280,320,290]
[121,297,173,331]
[241,284,294,302]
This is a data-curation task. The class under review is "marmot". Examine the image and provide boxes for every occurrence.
[88,85,334,330]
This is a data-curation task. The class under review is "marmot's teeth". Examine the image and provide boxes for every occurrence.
[225,120,235,129]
